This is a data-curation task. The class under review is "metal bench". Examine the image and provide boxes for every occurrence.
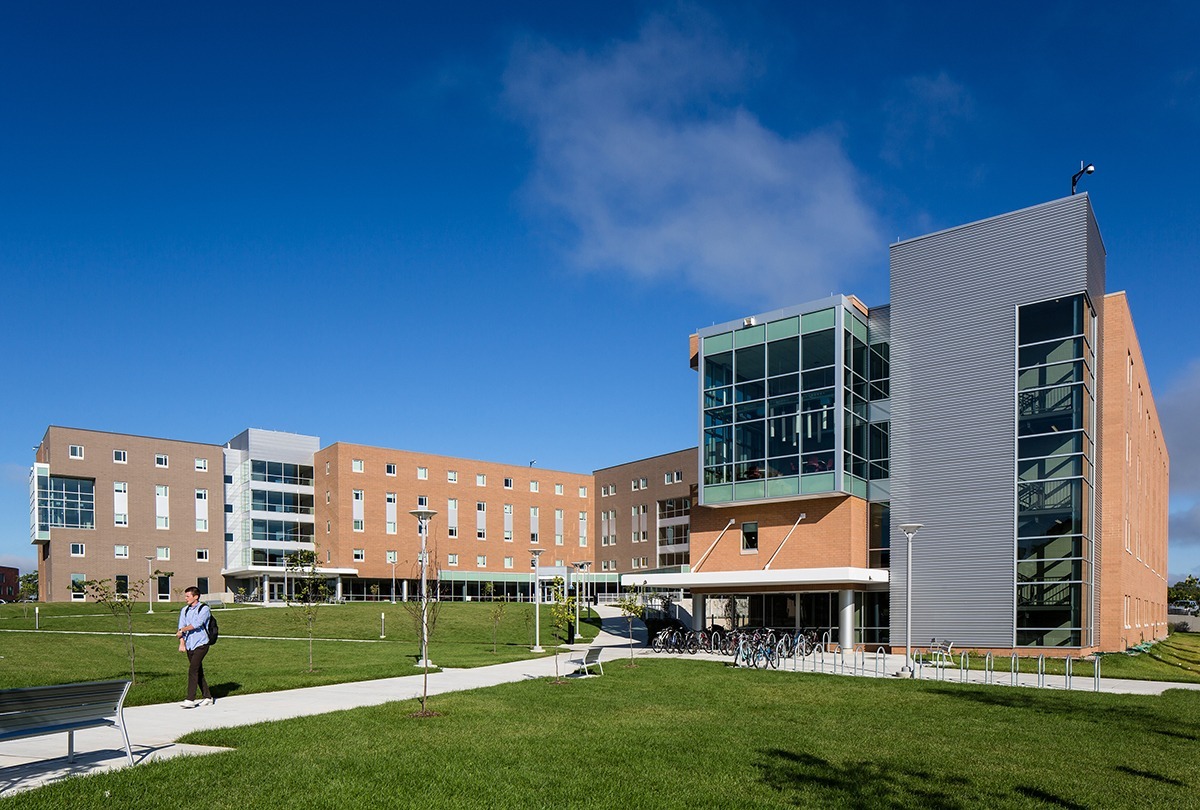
[928,639,954,667]
[576,646,605,676]
[0,679,134,766]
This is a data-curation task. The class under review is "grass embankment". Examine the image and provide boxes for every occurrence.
[6,658,1200,809]
[0,602,596,706]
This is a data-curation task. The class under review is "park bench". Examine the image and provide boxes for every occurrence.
[927,639,955,667]
[0,679,134,766]
[575,646,605,677]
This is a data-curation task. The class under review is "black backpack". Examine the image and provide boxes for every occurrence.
[203,603,219,646]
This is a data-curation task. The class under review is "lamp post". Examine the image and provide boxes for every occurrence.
[1071,161,1095,195]
[531,549,545,652]
[144,556,155,614]
[390,560,397,604]
[574,560,591,636]
[897,523,923,678]
[409,508,438,668]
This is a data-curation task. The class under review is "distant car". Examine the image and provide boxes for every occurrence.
[1169,600,1198,616]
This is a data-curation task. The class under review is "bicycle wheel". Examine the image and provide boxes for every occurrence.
[710,631,722,654]
[686,635,699,655]
[652,632,666,653]
[777,635,793,659]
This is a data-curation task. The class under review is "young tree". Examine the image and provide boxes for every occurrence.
[18,572,38,619]
[369,583,381,602]
[400,553,445,716]
[489,594,507,654]
[548,576,575,682]
[286,549,330,672]
[84,577,146,683]
[615,586,645,667]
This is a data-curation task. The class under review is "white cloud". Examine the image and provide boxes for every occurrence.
[1159,360,1200,581]
[881,71,974,167]
[503,8,881,305]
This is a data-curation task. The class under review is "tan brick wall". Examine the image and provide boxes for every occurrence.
[593,448,696,575]
[1098,293,1171,650]
[35,427,225,603]
[314,444,594,582]
[690,495,869,574]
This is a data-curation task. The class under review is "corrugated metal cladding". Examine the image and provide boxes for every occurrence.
[888,195,1105,648]
[868,304,891,344]
[1085,209,1107,645]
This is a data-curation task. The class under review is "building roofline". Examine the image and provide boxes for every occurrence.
[593,447,697,475]
[891,193,1103,252]
[317,441,591,477]
[42,425,223,448]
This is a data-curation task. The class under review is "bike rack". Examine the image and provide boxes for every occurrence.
[984,651,993,685]
[1010,652,1019,687]
[959,652,969,683]
[832,644,842,674]
[1065,655,1072,691]
[1036,654,1046,688]
[854,645,866,676]
[875,646,887,677]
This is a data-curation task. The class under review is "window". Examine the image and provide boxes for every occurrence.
[114,481,127,493]
[352,459,364,472]
[504,556,514,569]
[579,486,588,497]
[70,542,85,557]
[113,449,127,464]
[353,489,364,501]
[196,548,209,562]
[114,544,129,558]
[476,555,487,568]
[155,454,169,468]
[196,518,209,531]
[504,530,513,541]
[531,533,540,544]
[556,534,563,546]
[504,503,513,514]
[196,489,208,501]
[157,546,170,561]
[632,558,640,569]
[387,521,396,534]
[504,477,514,489]
[742,522,759,552]
[69,444,84,459]
[417,467,428,480]
[530,506,539,517]
[386,463,397,476]
[665,473,673,485]
[195,458,208,472]
[477,502,486,512]
[448,526,458,538]
[417,495,428,508]
[674,470,683,483]
[477,529,486,539]
[353,549,365,562]
[326,491,331,504]
[116,575,129,596]
[476,474,487,486]
[555,483,563,495]
[448,470,458,483]
[157,516,169,529]
[640,478,648,489]
[353,519,364,532]
[71,573,86,601]
[327,520,331,533]
[530,481,539,493]
[386,492,397,504]
[386,550,397,564]
[325,461,330,474]
[448,554,459,566]
[197,577,208,595]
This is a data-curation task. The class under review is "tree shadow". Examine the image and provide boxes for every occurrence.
[1113,765,1185,786]
[1013,785,1085,808]
[755,748,969,809]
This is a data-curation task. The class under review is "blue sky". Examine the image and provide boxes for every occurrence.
[2,2,1198,580]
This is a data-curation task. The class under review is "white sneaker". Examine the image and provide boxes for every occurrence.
[197,698,213,707]
[181,700,198,709]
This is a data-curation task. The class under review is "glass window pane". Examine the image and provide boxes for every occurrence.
[735,344,765,382]
[767,337,799,377]
[705,352,733,389]
[801,330,835,370]
[1018,295,1084,345]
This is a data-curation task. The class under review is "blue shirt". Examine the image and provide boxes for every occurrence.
[178,602,212,650]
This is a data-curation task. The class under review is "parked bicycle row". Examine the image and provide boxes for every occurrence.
[650,625,829,668]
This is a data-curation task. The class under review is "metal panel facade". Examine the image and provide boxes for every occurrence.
[888,195,1104,647]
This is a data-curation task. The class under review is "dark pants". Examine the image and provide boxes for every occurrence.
[186,644,212,701]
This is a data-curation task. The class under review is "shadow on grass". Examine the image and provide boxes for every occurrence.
[1114,765,1185,786]
[211,682,242,700]
[755,748,969,809]
[1013,785,1085,808]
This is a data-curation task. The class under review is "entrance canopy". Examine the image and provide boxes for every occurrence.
[623,566,889,591]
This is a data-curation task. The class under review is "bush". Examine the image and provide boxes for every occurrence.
[1169,621,1191,634]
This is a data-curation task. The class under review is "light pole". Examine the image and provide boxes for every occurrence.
[409,508,438,668]
[1071,161,1095,195]
[897,523,923,678]
[144,556,155,614]
[390,560,397,604]
[575,560,591,636]
[531,549,545,652]
[572,561,584,638]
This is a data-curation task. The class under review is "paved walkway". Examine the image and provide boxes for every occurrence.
[3,608,1198,796]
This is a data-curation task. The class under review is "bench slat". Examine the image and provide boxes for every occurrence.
[0,680,133,767]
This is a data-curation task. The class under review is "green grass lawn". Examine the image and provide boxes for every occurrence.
[5,658,1199,809]
[0,602,597,706]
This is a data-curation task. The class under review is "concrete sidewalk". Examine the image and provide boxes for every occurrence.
[0,607,642,796]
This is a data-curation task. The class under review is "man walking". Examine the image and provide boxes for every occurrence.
[177,586,214,708]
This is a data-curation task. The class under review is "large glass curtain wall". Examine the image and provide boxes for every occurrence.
[709,591,889,645]
[702,308,844,503]
[1015,294,1095,647]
